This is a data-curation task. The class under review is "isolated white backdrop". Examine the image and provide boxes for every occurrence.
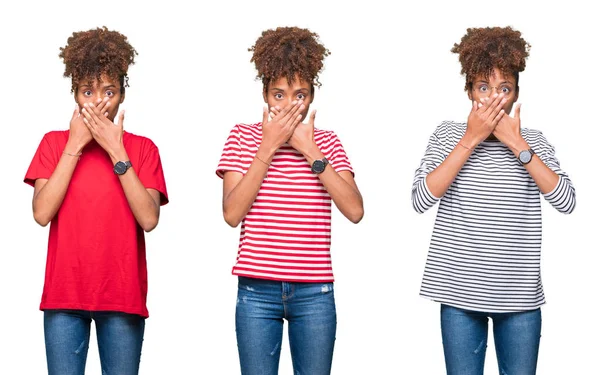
[0,0,597,374]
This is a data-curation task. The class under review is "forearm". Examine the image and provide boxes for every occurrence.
[222,146,272,227]
[116,170,159,232]
[109,149,160,232]
[425,136,475,198]
[302,144,364,223]
[506,138,559,194]
[32,142,83,226]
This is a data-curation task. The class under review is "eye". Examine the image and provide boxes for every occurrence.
[501,86,511,94]
[478,85,488,93]
[297,93,306,100]
[274,93,283,99]
[106,90,115,97]
[83,90,92,97]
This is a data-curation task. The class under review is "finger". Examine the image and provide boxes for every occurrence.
[308,109,316,127]
[278,100,297,120]
[82,116,95,133]
[470,100,478,114]
[514,103,521,119]
[483,93,501,114]
[491,108,505,127]
[83,103,102,124]
[71,105,80,121]
[81,106,94,124]
[487,96,507,118]
[286,101,305,127]
[96,97,109,113]
[99,100,110,117]
[117,110,125,130]
[270,106,281,119]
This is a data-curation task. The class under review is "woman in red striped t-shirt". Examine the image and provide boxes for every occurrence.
[216,27,364,374]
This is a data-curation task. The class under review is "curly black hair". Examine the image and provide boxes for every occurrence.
[452,26,530,91]
[59,26,137,93]
[249,26,330,92]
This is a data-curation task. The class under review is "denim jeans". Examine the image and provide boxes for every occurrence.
[44,310,145,375]
[235,276,337,375]
[441,304,541,375]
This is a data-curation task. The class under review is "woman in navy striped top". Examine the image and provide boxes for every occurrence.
[412,26,575,374]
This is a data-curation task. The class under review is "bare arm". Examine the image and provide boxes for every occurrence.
[288,111,364,223]
[81,102,161,232]
[32,106,93,226]
[222,101,306,227]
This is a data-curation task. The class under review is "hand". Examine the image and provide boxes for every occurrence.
[464,93,507,147]
[493,103,523,152]
[81,99,126,159]
[288,109,317,156]
[66,104,93,153]
[260,100,305,154]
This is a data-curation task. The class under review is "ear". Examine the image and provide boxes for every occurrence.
[120,91,126,104]
[467,90,473,101]
[513,87,519,103]
[262,89,267,103]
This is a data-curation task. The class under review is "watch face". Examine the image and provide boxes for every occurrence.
[519,150,533,164]
[114,161,128,175]
[311,160,326,174]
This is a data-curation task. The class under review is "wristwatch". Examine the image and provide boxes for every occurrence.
[517,149,535,165]
[113,160,132,175]
[311,157,329,174]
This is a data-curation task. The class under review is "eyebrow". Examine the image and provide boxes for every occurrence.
[475,80,515,85]
[270,87,309,92]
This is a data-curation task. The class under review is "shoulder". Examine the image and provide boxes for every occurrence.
[123,131,159,150]
[226,123,262,139]
[521,127,551,147]
[314,128,340,144]
[433,121,466,137]
[41,130,69,143]
[233,122,261,132]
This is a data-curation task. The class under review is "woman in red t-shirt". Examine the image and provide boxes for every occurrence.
[24,27,168,375]
[216,27,364,374]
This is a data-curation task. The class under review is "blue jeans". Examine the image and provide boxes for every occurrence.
[441,304,541,375]
[44,310,145,375]
[235,276,337,375]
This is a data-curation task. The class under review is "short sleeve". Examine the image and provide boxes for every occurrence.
[325,132,354,175]
[216,125,244,178]
[138,140,169,206]
[24,133,59,187]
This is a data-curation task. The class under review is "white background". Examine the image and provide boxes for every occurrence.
[1,0,598,374]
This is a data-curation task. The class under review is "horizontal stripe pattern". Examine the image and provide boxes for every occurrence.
[412,121,576,312]
[217,123,353,282]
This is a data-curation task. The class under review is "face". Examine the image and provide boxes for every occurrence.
[75,74,124,121]
[263,74,313,121]
[468,67,518,115]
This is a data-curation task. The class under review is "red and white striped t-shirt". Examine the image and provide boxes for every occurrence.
[216,123,354,282]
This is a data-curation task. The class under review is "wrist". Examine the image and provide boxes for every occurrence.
[65,139,86,155]
[257,144,277,162]
[108,146,129,164]
[302,142,323,164]
[460,133,479,150]
[509,138,529,157]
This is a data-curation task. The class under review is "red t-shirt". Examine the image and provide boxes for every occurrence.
[24,131,168,318]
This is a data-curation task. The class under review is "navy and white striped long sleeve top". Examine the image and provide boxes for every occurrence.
[412,121,576,312]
